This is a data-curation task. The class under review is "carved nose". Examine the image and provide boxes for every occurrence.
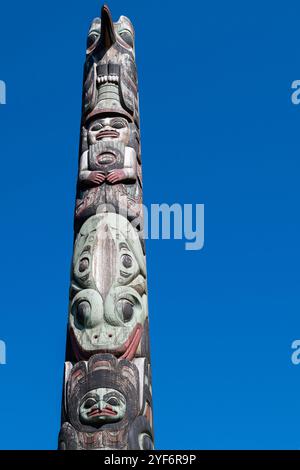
[93,224,117,298]
[98,401,103,411]
[103,125,114,131]
[98,400,109,411]
[96,128,119,140]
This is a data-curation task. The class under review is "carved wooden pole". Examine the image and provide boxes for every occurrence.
[58,4,154,450]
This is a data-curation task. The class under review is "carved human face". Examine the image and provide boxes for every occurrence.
[79,388,126,427]
[88,117,130,146]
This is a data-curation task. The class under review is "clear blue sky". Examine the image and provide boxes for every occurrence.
[0,0,300,450]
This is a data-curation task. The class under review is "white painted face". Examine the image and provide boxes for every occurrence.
[79,388,126,427]
[88,117,130,146]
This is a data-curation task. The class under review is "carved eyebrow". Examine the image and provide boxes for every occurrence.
[88,20,101,35]
[82,393,98,402]
[104,392,125,404]
[111,118,127,125]
[119,28,133,35]
[88,17,101,32]
[89,121,103,128]
[119,242,129,250]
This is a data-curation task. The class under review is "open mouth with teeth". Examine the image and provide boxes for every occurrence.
[96,130,119,140]
[97,75,119,84]
[87,407,117,417]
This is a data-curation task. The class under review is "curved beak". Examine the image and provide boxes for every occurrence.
[100,4,116,50]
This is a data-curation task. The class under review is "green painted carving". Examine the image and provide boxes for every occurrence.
[79,388,126,426]
[69,212,147,360]
[59,4,153,450]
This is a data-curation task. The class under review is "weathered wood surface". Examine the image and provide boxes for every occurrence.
[58,4,153,450]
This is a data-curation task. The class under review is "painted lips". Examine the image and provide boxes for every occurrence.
[71,323,143,361]
[87,407,117,417]
[96,130,119,140]
[119,324,143,360]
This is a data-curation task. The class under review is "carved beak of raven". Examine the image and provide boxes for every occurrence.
[100,4,116,50]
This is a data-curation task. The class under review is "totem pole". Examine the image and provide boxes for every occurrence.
[58,4,154,450]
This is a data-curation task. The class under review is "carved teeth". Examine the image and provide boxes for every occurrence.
[97,75,119,84]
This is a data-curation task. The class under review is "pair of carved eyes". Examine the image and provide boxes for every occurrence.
[76,297,134,326]
[89,120,128,132]
[78,254,132,274]
[83,396,120,409]
[87,28,134,50]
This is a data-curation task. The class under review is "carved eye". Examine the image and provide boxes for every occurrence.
[121,254,133,268]
[116,299,134,323]
[79,258,89,273]
[112,119,127,129]
[90,123,102,132]
[107,397,119,406]
[84,398,97,409]
[77,301,91,327]
[87,32,99,50]
[119,29,134,48]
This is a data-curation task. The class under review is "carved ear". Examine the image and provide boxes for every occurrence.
[80,127,88,154]
[68,361,87,396]
[88,353,118,373]
[128,123,140,154]
[119,360,140,392]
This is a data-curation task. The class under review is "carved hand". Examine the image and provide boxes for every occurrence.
[106,169,126,184]
[87,171,106,185]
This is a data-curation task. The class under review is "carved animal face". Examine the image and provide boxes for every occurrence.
[83,6,139,126]
[79,388,126,427]
[86,14,135,56]
[69,214,147,359]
